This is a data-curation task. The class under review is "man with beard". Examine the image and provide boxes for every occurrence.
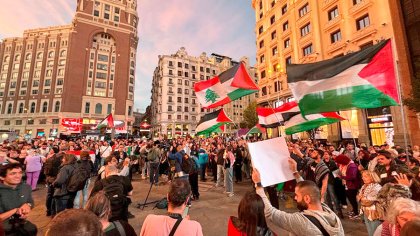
[301,149,330,203]
[252,159,344,236]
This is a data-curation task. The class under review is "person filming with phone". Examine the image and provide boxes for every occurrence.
[140,178,203,236]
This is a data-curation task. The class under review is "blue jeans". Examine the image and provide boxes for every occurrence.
[73,179,90,209]
[325,183,342,212]
[224,167,233,193]
[149,162,159,184]
[363,214,382,236]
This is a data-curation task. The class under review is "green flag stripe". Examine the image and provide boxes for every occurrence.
[285,118,341,135]
[196,123,223,135]
[298,84,398,116]
[227,88,258,101]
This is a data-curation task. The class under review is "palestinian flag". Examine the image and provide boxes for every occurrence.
[195,109,232,135]
[287,39,399,116]
[285,112,345,135]
[257,102,300,128]
[96,113,114,129]
[66,150,96,163]
[194,62,259,109]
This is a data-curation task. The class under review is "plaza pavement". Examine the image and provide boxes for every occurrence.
[28,175,369,236]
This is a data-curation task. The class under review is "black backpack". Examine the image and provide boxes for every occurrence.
[44,154,62,177]
[102,177,127,220]
[182,157,198,175]
[67,161,91,192]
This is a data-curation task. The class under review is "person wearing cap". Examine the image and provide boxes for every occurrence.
[374,150,410,186]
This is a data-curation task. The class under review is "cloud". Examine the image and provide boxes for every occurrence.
[0,0,256,112]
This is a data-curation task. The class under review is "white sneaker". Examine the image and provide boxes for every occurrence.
[228,193,235,197]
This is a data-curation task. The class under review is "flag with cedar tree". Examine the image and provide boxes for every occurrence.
[194,62,259,109]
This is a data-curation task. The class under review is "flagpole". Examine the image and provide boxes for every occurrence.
[395,60,409,149]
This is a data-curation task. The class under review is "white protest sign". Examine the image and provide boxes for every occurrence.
[248,137,295,187]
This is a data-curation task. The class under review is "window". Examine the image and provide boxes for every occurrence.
[206,68,210,73]
[97,64,107,70]
[43,89,50,94]
[60,50,66,57]
[48,51,54,58]
[24,62,30,69]
[44,79,51,86]
[18,103,24,113]
[4,120,10,125]
[14,54,21,61]
[274,80,281,92]
[184,107,189,112]
[95,81,106,89]
[353,0,362,5]
[94,10,99,17]
[283,21,289,31]
[303,44,313,56]
[328,7,339,21]
[299,3,309,17]
[27,120,34,125]
[6,104,12,114]
[85,102,90,113]
[30,102,35,113]
[21,81,28,88]
[52,119,59,124]
[178,62,182,68]
[46,70,52,77]
[42,102,48,112]
[261,70,266,79]
[177,115,181,120]
[10,81,16,89]
[104,13,110,19]
[301,23,311,37]
[261,87,267,96]
[32,89,38,95]
[107,104,112,114]
[192,66,196,71]
[177,106,182,112]
[286,56,292,65]
[16,120,22,125]
[184,80,189,86]
[168,105,173,111]
[96,72,107,79]
[270,15,275,25]
[20,90,26,96]
[259,40,264,48]
[177,97,182,103]
[185,89,189,94]
[177,71,182,76]
[177,88,182,94]
[169,69,173,75]
[356,14,370,30]
[33,80,39,87]
[168,115,172,120]
[271,31,277,41]
[200,66,204,72]
[36,61,42,68]
[284,38,290,48]
[330,30,342,43]
[272,47,278,56]
[57,79,63,86]
[98,54,108,62]
[282,4,288,14]
[168,61,173,67]
[54,101,60,112]
[260,55,265,63]
[95,104,102,114]
[258,26,263,34]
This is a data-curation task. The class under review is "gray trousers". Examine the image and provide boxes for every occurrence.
[216,164,224,187]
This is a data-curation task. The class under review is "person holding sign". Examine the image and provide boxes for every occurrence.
[252,158,344,236]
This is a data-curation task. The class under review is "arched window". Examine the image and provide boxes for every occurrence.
[18,103,24,113]
[37,52,43,59]
[25,53,31,60]
[54,101,60,112]
[130,61,135,67]
[60,50,66,57]
[48,51,54,58]
[95,103,102,114]
[3,56,9,62]
[14,54,20,61]
[30,102,36,113]
[7,104,12,114]
[42,102,48,112]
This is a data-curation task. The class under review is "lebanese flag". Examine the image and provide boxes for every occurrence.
[96,113,114,129]
[285,112,345,135]
[194,62,259,109]
[66,150,96,163]
[257,101,300,128]
[287,39,398,116]
[195,109,232,135]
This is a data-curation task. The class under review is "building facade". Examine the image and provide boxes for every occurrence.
[0,0,138,138]
[252,0,420,146]
[150,47,258,138]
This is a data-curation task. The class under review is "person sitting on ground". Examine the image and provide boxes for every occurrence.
[252,158,344,236]
[45,209,102,236]
[228,191,273,236]
[140,178,203,236]
[373,197,420,236]
[85,190,136,236]
[90,165,133,222]
[0,163,37,236]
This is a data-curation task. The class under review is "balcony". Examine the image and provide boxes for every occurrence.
[350,24,377,43]
[323,16,341,32]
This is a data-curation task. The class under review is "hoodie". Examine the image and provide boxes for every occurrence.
[0,182,34,213]
[256,188,344,236]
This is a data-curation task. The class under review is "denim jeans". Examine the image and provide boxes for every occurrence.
[224,167,233,193]
[149,162,159,184]
[46,183,55,215]
[363,214,382,236]
[142,162,150,177]
[73,178,90,209]
[216,165,225,187]
[325,183,342,212]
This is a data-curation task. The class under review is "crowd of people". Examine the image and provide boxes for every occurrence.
[0,136,419,236]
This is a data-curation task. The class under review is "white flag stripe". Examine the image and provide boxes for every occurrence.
[258,113,284,125]
[195,82,228,107]
[288,64,370,101]
[284,114,324,128]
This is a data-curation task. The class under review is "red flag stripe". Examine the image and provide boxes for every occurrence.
[194,76,221,92]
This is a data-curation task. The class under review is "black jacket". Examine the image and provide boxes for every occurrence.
[53,163,75,197]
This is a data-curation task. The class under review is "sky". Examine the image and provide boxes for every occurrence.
[0,0,257,113]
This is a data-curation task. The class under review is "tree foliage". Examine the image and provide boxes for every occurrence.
[243,101,258,129]
[403,78,420,113]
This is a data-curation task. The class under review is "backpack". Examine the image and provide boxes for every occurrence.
[44,154,62,176]
[67,161,91,192]
[102,177,127,219]
[155,197,168,209]
[147,148,160,162]
[182,157,198,175]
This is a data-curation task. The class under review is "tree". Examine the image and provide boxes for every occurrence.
[205,89,219,103]
[243,101,258,128]
[403,78,420,113]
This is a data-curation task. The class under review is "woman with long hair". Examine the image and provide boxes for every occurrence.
[228,191,273,236]
[86,191,136,236]
[53,153,77,215]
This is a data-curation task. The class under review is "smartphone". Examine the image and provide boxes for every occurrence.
[182,206,189,218]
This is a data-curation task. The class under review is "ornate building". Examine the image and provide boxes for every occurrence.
[252,0,420,145]
[0,0,138,138]
[150,47,258,138]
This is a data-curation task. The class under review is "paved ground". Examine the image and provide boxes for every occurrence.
[28,175,369,235]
